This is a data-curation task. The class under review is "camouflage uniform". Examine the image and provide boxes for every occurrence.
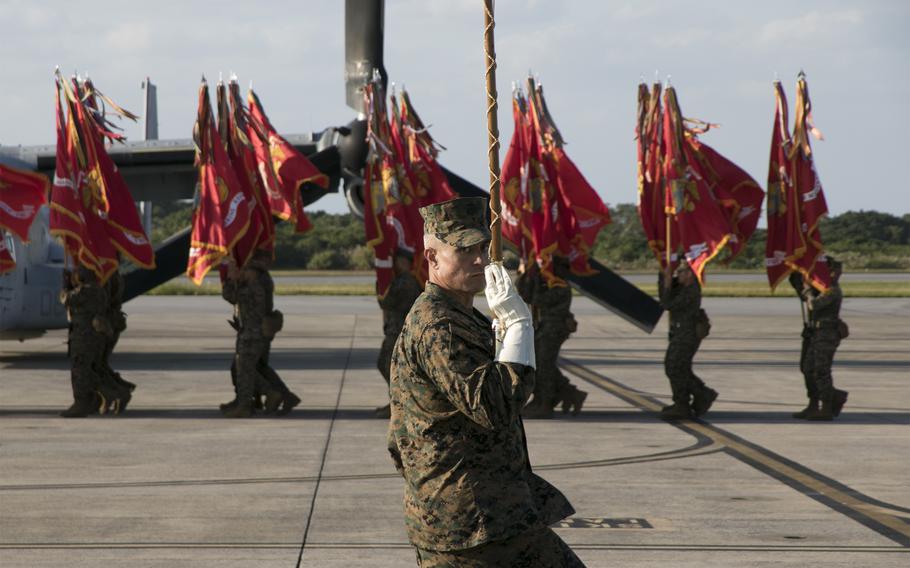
[415,526,582,567]
[388,283,579,563]
[658,273,707,407]
[61,270,109,415]
[377,270,422,386]
[807,282,843,402]
[532,278,575,407]
[101,271,135,398]
[222,261,291,414]
[388,197,582,566]
[789,273,818,401]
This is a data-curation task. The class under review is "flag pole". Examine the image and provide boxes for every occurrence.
[665,210,671,268]
[483,0,502,262]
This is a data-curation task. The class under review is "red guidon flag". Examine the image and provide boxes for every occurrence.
[0,230,14,274]
[217,80,274,270]
[398,89,457,208]
[636,82,680,268]
[247,88,328,233]
[528,80,611,279]
[387,95,428,283]
[0,163,49,242]
[50,77,118,281]
[362,81,396,298]
[662,86,733,283]
[363,157,396,298]
[75,84,155,270]
[187,80,251,285]
[765,77,830,291]
[687,138,765,263]
[229,80,274,255]
[500,92,534,262]
[524,92,562,287]
[0,163,48,274]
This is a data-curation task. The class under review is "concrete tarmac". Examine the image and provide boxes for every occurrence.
[1,296,908,567]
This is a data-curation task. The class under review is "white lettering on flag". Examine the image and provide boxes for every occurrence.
[223,193,245,228]
[0,201,35,219]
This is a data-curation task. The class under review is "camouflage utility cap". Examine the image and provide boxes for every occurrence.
[420,197,491,248]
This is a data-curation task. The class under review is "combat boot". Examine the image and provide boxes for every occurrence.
[792,398,818,419]
[278,391,301,416]
[560,386,588,416]
[832,389,848,417]
[659,401,692,420]
[222,401,253,418]
[692,387,718,417]
[219,397,239,412]
[806,397,834,421]
[523,398,554,419]
[263,390,284,415]
[60,396,99,418]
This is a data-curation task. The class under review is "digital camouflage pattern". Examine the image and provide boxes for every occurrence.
[101,271,135,396]
[377,270,423,385]
[388,283,575,552]
[419,197,491,248]
[62,273,110,406]
[807,282,843,399]
[414,526,585,567]
[789,272,818,399]
[532,277,574,405]
[224,263,287,404]
[658,273,707,404]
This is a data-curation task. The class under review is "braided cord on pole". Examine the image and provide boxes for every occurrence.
[483,0,503,262]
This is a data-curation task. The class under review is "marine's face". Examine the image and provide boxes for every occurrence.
[428,240,489,294]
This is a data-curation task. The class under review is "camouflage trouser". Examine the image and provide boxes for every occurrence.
[808,327,840,400]
[235,334,270,402]
[377,333,397,386]
[231,335,287,398]
[414,527,586,567]
[664,336,705,404]
[257,342,290,394]
[68,331,105,403]
[534,325,571,404]
[799,326,816,399]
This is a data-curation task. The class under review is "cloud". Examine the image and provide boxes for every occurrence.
[757,9,864,47]
[104,22,151,52]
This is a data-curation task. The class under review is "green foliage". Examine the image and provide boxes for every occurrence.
[589,206,910,271]
[149,203,909,272]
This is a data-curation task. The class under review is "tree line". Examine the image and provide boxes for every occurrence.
[152,204,910,271]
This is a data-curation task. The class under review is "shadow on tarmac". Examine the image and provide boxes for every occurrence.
[0,408,906,425]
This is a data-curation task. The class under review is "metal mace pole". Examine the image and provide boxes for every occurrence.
[483,0,502,262]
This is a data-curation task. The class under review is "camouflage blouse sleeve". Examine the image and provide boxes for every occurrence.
[809,285,842,311]
[660,282,695,312]
[416,319,534,430]
[221,279,238,304]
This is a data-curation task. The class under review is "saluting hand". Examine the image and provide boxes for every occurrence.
[484,262,531,329]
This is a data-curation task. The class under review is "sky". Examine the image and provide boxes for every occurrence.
[1,0,908,217]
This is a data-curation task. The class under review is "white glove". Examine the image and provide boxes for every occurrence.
[485,263,535,368]
[484,263,531,327]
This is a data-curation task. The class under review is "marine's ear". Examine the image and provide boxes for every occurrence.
[424,245,437,267]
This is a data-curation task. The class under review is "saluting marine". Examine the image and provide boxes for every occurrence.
[658,261,717,420]
[220,251,299,417]
[797,258,849,420]
[374,248,422,419]
[523,255,587,419]
[388,198,585,567]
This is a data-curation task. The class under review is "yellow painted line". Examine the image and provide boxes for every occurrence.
[562,360,910,543]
